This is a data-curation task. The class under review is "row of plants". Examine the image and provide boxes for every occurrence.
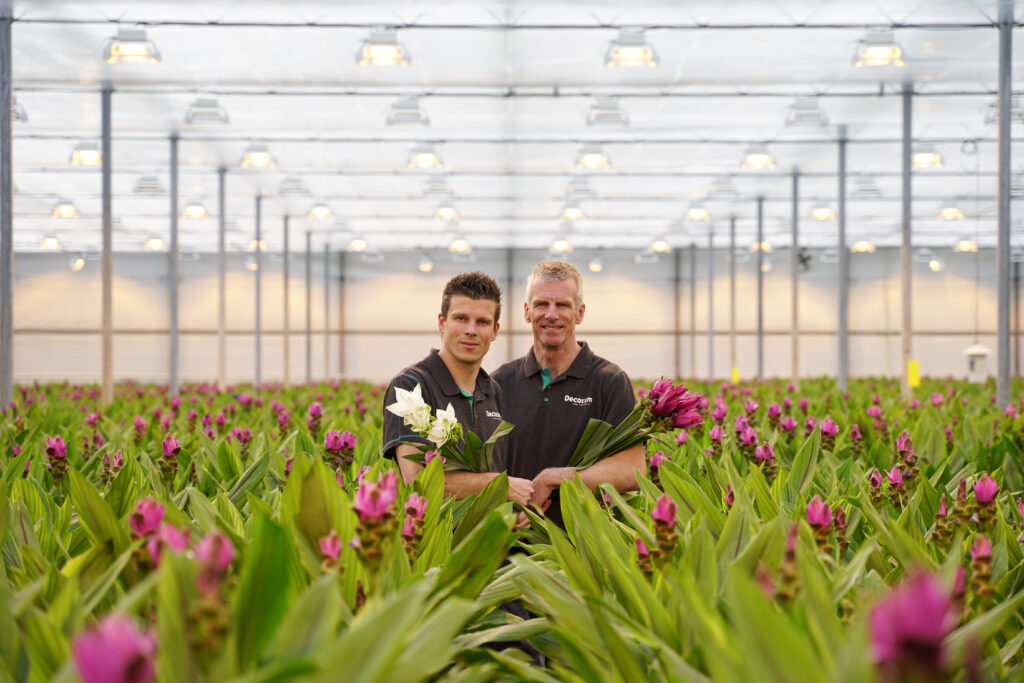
[1,376,1023,682]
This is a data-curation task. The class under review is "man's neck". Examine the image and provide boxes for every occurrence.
[438,349,480,395]
[531,338,582,379]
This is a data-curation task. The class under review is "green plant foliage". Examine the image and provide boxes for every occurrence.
[0,377,1021,681]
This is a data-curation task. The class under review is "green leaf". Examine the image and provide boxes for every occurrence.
[947,588,1024,663]
[156,554,200,683]
[264,575,341,659]
[233,513,294,669]
[68,469,129,554]
[783,427,819,504]
[452,473,508,546]
[228,453,269,508]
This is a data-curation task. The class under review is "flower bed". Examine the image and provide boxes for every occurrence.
[1,377,1023,682]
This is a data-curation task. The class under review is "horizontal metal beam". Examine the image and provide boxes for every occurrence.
[12,17,1012,30]
[11,132,1018,146]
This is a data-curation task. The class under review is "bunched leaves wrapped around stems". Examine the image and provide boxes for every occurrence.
[568,377,703,469]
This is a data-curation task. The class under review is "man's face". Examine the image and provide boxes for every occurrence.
[438,295,499,366]
[524,278,585,351]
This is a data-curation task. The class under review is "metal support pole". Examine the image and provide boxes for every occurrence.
[337,251,345,378]
[707,223,714,382]
[254,195,262,387]
[1015,259,1020,376]
[997,0,1013,406]
[837,126,849,392]
[901,85,913,400]
[673,250,682,378]
[790,170,799,385]
[217,167,226,386]
[323,243,329,379]
[729,216,737,380]
[689,243,697,379]
[0,2,13,408]
[756,197,764,380]
[506,248,515,362]
[100,86,113,404]
[305,231,312,384]
[282,215,290,386]
[169,134,179,395]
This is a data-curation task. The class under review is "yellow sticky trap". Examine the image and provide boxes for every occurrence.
[907,360,920,388]
[731,366,740,384]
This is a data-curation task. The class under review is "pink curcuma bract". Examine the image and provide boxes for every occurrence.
[45,435,67,459]
[404,492,428,520]
[129,498,165,538]
[974,474,998,504]
[805,495,833,530]
[319,530,342,563]
[353,470,400,523]
[651,494,678,526]
[146,524,190,566]
[73,614,156,683]
[162,434,180,457]
[869,572,956,679]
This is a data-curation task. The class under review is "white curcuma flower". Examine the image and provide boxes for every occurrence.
[386,385,432,432]
[426,403,458,446]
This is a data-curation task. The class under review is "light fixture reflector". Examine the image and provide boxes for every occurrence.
[356,29,410,67]
[240,143,276,168]
[103,28,161,63]
[408,144,443,170]
[575,144,610,170]
[70,141,101,166]
[184,97,229,124]
[604,28,659,68]
[387,97,429,125]
[852,30,905,67]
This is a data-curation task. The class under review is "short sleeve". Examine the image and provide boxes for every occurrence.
[381,372,432,460]
[603,367,637,426]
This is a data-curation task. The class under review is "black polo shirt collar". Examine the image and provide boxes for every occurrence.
[520,341,593,382]
[423,348,496,398]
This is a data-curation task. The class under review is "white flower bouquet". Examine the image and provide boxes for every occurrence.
[386,385,513,472]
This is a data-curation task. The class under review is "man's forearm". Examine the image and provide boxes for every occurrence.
[443,471,499,499]
[577,444,645,492]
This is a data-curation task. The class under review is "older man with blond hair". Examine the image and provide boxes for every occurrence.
[493,260,643,527]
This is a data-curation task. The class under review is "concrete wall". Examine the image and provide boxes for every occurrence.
[10,246,1013,383]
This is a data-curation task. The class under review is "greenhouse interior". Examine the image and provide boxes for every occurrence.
[2,1,1024,682]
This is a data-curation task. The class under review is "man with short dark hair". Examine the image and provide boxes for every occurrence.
[382,271,534,504]
[493,261,643,526]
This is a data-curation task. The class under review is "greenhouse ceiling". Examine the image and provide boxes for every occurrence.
[4,0,1024,255]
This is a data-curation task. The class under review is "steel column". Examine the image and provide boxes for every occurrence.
[673,250,681,379]
[707,223,714,381]
[217,167,226,386]
[323,243,329,379]
[689,245,697,378]
[0,2,12,408]
[756,197,764,380]
[791,170,799,385]
[101,86,113,404]
[901,85,913,400]
[169,134,179,395]
[254,195,262,387]
[837,126,849,392]
[997,0,1013,406]
[729,216,736,379]
[305,231,312,384]
[282,215,290,385]
[337,250,345,378]
[507,248,515,362]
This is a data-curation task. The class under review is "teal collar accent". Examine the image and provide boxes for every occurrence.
[540,367,553,391]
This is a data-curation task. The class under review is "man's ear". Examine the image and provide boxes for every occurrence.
[576,303,586,324]
[491,322,500,340]
[437,312,445,334]
[522,301,529,323]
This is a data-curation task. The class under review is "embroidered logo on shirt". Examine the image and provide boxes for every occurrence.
[564,395,594,405]
[486,410,502,419]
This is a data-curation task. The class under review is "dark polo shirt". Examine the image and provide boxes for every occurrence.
[492,341,636,526]
[382,349,507,469]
